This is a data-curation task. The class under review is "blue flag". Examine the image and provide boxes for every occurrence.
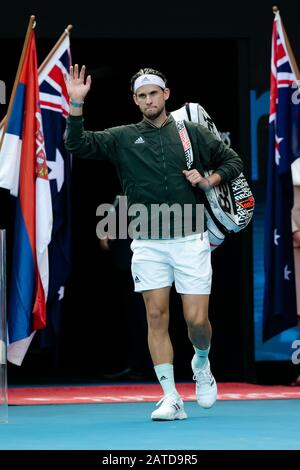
[38,37,72,349]
[263,11,300,341]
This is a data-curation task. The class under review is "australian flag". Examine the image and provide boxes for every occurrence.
[263,11,300,341]
[38,37,72,352]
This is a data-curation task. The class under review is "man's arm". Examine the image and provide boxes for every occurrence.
[65,116,116,161]
[183,122,243,191]
[205,131,243,184]
[182,169,221,191]
[189,123,243,185]
[64,64,116,161]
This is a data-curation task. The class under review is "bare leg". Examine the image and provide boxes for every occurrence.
[181,293,217,408]
[180,294,211,349]
[143,287,187,419]
[142,287,172,365]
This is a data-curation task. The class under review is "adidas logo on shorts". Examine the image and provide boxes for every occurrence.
[134,275,141,283]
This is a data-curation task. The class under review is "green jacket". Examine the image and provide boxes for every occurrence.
[65,114,243,238]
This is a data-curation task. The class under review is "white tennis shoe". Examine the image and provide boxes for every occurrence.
[191,356,217,408]
[151,392,187,421]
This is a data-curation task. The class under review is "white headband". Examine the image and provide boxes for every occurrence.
[133,74,166,93]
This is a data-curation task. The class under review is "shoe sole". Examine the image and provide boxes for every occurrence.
[151,411,188,421]
[196,389,217,409]
[196,400,217,409]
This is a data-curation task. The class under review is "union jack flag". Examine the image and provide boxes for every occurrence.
[39,36,72,351]
[263,11,300,341]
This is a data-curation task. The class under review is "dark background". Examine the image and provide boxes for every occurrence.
[1,0,299,385]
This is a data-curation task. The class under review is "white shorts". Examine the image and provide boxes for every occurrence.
[130,232,212,294]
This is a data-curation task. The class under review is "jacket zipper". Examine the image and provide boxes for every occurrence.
[158,128,169,204]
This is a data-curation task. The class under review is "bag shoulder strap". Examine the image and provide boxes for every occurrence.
[176,118,230,236]
[175,119,194,170]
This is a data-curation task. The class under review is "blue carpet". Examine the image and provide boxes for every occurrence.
[0,399,299,450]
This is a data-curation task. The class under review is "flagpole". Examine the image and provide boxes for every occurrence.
[273,5,300,81]
[0,23,73,133]
[0,15,36,150]
[38,24,73,76]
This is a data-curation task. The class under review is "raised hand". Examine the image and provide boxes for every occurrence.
[65,64,91,102]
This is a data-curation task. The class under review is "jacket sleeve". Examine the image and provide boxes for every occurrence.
[64,115,117,162]
[196,125,244,183]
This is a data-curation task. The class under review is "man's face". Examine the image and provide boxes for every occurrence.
[133,84,170,120]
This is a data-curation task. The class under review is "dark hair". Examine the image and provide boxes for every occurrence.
[130,68,167,92]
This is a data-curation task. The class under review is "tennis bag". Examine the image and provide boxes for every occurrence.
[171,103,255,250]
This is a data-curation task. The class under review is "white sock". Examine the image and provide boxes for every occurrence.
[154,363,177,396]
[193,345,210,369]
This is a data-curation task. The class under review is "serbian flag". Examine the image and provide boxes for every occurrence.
[0,29,53,365]
[263,10,300,341]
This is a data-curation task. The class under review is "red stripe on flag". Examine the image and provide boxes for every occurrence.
[278,80,295,85]
[18,31,47,330]
[40,101,61,110]
[276,43,286,62]
[270,22,278,117]
[48,64,69,105]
